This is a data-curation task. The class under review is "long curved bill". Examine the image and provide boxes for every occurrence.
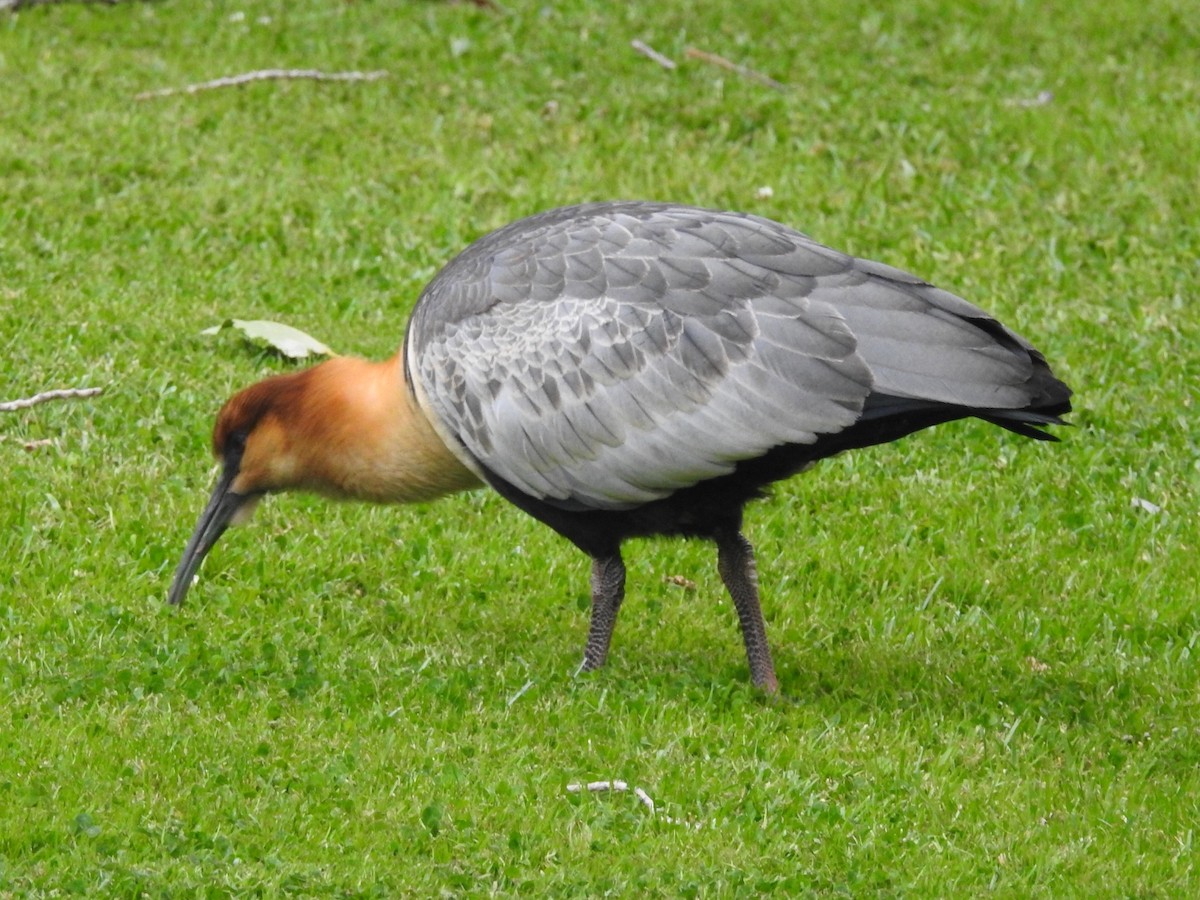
[167,465,256,606]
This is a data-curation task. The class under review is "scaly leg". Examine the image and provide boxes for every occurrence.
[581,552,626,672]
[715,529,779,693]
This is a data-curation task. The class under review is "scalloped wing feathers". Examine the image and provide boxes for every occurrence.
[408,203,1054,511]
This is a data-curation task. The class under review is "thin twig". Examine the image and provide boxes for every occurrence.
[2,0,118,10]
[506,679,535,707]
[568,780,629,794]
[0,387,103,412]
[136,69,389,101]
[1004,90,1054,108]
[566,779,703,829]
[632,787,656,813]
[631,39,677,70]
[0,435,55,450]
[684,47,786,92]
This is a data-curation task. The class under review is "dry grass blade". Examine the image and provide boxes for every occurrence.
[136,69,388,101]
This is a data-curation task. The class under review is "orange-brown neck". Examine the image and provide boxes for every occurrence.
[225,354,482,504]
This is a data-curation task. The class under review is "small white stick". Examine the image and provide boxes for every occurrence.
[566,780,628,793]
[0,387,103,412]
[566,780,702,829]
[633,787,655,813]
[1004,90,1054,108]
[631,39,677,70]
[506,679,535,707]
[136,69,388,101]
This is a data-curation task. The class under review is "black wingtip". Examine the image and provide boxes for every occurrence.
[981,405,1072,441]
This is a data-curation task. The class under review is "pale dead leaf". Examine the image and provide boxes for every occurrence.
[202,319,334,359]
[1130,496,1164,515]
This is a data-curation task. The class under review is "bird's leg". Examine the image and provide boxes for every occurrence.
[581,552,626,672]
[715,529,779,693]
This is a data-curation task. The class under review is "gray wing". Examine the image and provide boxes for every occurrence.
[409,203,1042,510]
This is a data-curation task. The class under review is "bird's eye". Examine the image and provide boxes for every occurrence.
[224,429,249,463]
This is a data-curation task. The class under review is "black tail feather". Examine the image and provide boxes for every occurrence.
[982,409,1071,442]
[861,391,1072,444]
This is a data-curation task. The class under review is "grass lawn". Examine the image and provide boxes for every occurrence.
[2,0,1198,893]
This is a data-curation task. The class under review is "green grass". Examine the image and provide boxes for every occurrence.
[2,0,1198,893]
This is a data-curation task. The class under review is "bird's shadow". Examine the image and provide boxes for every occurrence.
[573,632,1112,731]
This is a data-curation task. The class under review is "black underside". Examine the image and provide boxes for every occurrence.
[479,391,1072,560]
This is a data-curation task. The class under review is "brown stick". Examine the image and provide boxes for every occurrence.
[136,69,388,101]
[684,47,786,92]
[0,387,103,412]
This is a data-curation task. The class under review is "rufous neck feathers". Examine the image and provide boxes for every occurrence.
[226,355,482,504]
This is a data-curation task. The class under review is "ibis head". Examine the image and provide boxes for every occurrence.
[167,356,480,606]
[170,201,1072,692]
